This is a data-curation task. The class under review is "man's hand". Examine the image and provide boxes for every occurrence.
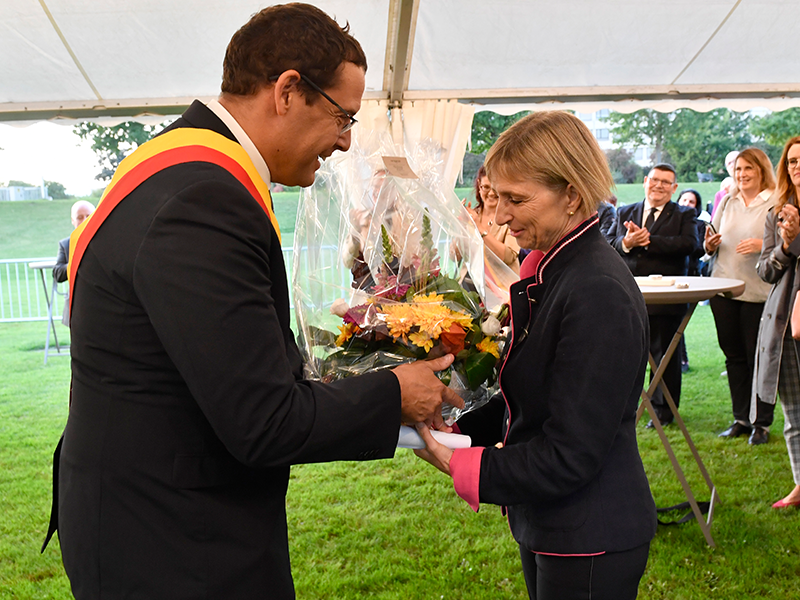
[735,237,762,255]
[704,226,722,253]
[392,355,465,429]
[623,221,650,248]
[413,423,454,476]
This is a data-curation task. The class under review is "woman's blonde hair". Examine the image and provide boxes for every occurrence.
[775,136,800,211]
[728,147,776,199]
[484,111,614,215]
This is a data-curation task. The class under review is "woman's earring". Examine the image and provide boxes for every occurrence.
[568,211,575,216]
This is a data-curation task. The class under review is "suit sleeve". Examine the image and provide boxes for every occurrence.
[608,205,630,254]
[132,178,401,468]
[53,239,69,283]
[475,275,647,506]
[647,207,699,257]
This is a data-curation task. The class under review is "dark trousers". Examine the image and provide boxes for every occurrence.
[519,542,650,600]
[710,295,775,428]
[648,313,684,422]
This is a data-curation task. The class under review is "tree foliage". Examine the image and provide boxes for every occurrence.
[74,122,164,181]
[604,108,753,181]
[6,179,35,187]
[750,108,800,151]
[664,109,752,180]
[605,148,643,184]
[604,110,673,164]
[469,110,529,155]
[45,180,69,199]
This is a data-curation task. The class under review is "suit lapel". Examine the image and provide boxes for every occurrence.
[631,201,644,228]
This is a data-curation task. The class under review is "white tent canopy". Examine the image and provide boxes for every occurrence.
[3,0,800,123]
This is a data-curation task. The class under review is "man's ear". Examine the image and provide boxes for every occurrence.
[271,70,302,117]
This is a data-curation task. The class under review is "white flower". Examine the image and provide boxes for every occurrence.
[330,298,350,318]
[481,315,501,336]
[342,236,360,269]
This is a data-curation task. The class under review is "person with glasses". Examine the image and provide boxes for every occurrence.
[608,164,700,428]
[467,165,520,274]
[45,5,462,599]
[705,148,777,446]
[753,136,800,506]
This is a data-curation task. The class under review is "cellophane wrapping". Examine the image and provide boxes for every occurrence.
[292,130,517,423]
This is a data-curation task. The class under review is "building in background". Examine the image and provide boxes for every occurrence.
[576,110,653,167]
[0,180,50,201]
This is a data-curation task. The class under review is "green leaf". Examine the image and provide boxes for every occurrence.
[464,352,497,390]
[307,326,338,347]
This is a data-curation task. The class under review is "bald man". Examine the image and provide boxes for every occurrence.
[53,200,95,326]
[53,200,95,283]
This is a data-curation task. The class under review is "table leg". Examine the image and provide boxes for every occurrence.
[639,301,719,547]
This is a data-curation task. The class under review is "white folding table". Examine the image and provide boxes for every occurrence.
[637,275,745,548]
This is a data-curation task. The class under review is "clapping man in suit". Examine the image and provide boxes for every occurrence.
[44,5,462,599]
[609,164,700,427]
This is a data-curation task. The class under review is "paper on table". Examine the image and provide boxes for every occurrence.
[397,425,472,449]
[635,275,676,287]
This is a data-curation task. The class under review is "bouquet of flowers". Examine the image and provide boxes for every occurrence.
[293,132,517,422]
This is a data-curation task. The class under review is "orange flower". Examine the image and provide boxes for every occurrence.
[439,323,467,355]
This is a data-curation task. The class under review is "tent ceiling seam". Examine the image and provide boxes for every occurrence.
[38,0,103,102]
[670,0,742,87]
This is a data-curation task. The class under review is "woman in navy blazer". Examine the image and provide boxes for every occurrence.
[415,111,656,600]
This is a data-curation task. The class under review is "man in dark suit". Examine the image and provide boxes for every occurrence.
[52,200,94,284]
[52,200,94,326]
[609,164,699,427]
[45,5,461,599]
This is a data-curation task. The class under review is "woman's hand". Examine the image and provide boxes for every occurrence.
[735,237,762,255]
[779,204,800,250]
[413,423,454,476]
[704,226,722,253]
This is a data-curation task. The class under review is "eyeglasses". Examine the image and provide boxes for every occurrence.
[787,158,800,169]
[269,73,357,135]
[648,177,676,188]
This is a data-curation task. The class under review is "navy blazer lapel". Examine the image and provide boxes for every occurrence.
[631,201,644,227]
[649,202,675,234]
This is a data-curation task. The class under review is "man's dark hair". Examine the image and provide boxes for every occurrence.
[222,3,367,97]
[650,163,677,179]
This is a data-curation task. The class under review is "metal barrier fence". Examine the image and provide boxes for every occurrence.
[2,244,454,324]
[0,248,344,324]
[0,258,68,323]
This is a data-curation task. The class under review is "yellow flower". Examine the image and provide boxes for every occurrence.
[411,302,453,338]
[413,292,444,304]
[408,330,435,352]
[336,323,358,346]
[476,337,500,358]
[381,302,416,341]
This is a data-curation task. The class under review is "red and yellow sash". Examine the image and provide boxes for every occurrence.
[67,128,281,312]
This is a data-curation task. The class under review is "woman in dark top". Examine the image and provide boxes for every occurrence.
[415,111,656,600]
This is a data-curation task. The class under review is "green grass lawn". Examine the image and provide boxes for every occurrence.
[3,191,800,599]
[4,308,800,599]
